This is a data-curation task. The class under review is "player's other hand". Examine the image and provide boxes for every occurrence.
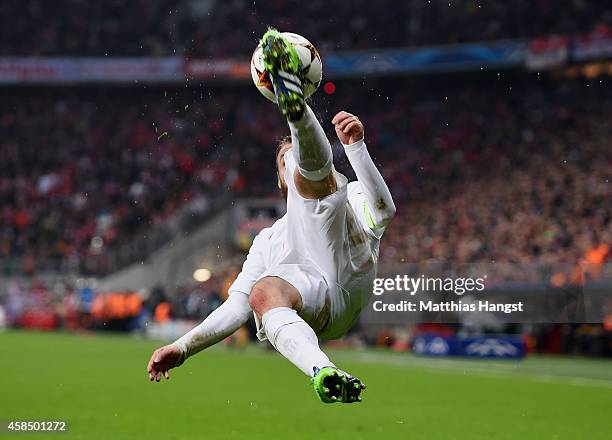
[147,344,183,382]
[332,111,364,145]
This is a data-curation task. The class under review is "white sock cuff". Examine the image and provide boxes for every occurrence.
[261,307,302,346]
[296,159,332,181]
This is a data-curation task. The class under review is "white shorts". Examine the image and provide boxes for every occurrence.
[254,263,331,340]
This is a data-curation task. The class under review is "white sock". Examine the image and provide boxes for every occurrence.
[262,307,335,377]
[288,105,333,181]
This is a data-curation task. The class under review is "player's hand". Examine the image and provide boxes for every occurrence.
[332,111,364,145]
[147,344,183,382]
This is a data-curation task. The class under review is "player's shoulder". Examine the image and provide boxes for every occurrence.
[267,215,287,234]
[252,215,286,244]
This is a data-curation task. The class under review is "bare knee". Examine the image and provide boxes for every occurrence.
[249,277,302,317]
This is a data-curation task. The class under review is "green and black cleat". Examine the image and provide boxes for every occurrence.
[311,367,366,404]
[260,28,305,122]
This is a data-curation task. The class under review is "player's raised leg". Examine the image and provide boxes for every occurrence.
[249,277,332,375]
[250,276,365,403]
[261,29,336,199]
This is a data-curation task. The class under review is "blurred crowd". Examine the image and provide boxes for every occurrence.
[1,0,610,356]
[1,76,610,277]
[0,271,229,331]
[2,75,610,351]
[1,0,610,56]
[364,80,612,272]
[0,89,246,274]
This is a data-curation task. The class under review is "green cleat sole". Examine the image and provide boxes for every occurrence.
[311,367,366,404]
[260,29,301,75]
[260,29,305,121]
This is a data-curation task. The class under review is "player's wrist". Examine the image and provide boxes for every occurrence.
[171,340,188,366]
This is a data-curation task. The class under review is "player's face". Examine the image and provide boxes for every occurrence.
[276,141,292,200]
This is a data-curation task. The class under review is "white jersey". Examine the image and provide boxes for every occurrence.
[229,139,394,340]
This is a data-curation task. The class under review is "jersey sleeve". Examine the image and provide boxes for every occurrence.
[228,230,268,296]
[343,139,396,238]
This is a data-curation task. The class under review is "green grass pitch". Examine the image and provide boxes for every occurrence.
[1,330,611,439]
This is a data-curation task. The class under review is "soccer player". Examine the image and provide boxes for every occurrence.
[146,30,395,404]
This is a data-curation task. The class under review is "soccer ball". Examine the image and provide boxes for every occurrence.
[251,32,322,103]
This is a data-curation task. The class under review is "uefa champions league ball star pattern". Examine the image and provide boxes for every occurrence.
[251,32,322,103]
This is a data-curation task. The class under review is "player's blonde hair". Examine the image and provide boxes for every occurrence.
[275,135,292,167]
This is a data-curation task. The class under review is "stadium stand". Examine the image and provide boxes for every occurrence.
[0,0,610,56]
[1,1,610,357]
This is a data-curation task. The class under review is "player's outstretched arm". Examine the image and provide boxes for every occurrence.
[146,292,251,382]
[333,111,396,233]
[146,231,269,382]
